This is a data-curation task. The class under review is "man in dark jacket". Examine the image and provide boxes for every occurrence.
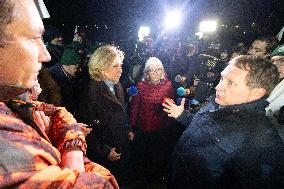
[39,41,85,114]
[163,55,284,189]
[44,25,64,68]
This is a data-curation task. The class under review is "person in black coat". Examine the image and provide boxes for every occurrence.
[163,55,284,189]
[75,45,132,187]
[39,41,86,114]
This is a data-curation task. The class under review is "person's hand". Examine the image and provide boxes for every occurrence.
[33,110,50,132]
[107,148,121,161]
[180,76,187,84]
[61,148,85,172]
[128,131,134,141]
[189,86,196,93]
[193,78,200,86]
[220,51,229,60]
[185,89,191,95]
[163,98,185,118]
[207,71,215,78]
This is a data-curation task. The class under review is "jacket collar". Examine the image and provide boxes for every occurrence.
[0,85,29,101]
[90,80,125,110]
[5,99,51,142]
[208,95,269,115]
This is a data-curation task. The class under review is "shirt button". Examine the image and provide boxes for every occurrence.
[215,137,220,142]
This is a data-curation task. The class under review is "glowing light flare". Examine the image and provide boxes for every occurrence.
[138,26,150,41]
[164,10,182,30]
[199,20,218,32]
[195,32,204,39]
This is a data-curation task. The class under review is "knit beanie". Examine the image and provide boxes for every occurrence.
[60,48,81,65]
[271,44,284,57]
[60,41,83,65]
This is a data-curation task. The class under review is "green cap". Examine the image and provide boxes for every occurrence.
[271,44,284,57]
[60,48,81,65]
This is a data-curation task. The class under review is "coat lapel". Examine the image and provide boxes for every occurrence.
[92,80,125,110]
[114,82,125,106]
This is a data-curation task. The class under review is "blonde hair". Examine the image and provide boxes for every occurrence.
[142,57,165,81]
[88,45,124,81]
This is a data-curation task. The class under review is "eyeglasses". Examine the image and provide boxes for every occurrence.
[148,68,162,74]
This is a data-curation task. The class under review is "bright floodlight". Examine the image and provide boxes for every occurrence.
[138,26,150,41]
[195,32,204,39]
[199,20,217,32]
[164,10,182,30]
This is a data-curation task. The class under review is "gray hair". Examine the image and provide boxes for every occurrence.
[142,57,165,81]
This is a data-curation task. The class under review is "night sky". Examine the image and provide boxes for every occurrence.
[44,0,284,44]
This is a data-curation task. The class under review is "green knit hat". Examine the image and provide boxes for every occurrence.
[271,44,284,57]
[60,41,82,65]
[60,48,81,65]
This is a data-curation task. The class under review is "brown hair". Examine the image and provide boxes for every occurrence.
[0,0,15,48]
[233,55,279,95]
[257,36,279,55]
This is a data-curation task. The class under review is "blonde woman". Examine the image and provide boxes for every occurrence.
[76,45,131,186]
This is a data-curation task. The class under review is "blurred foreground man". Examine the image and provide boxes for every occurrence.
[163,56,284,189]
[0,0,118,188]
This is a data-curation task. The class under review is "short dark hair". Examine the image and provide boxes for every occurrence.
[234,55,279,95]
[257,36,279,54]
[0,0,15,48]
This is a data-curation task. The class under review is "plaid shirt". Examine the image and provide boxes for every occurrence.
[0,100,118,189]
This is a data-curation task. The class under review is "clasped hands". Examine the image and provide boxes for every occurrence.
[33,110,85,172]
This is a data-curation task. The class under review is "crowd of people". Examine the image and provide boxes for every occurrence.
[0,0,283,189]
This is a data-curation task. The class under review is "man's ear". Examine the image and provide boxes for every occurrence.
[253,88,267,100]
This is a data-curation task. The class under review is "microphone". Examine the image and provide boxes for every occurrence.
[177,87,186,96]
[175,75,183,83]
[191,98,199,105]
[127,86,138,96]
[176,98,191,109]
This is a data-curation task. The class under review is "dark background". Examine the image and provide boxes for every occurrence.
[44,0,284,46]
